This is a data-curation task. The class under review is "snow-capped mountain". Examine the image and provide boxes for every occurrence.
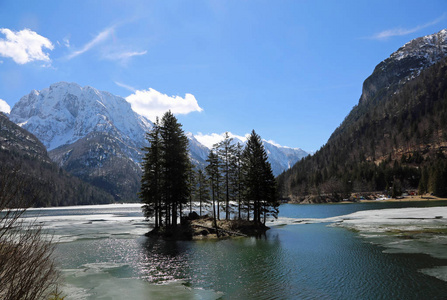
[360,29,447,105]
[10,82,152,162]
[9,82,308,200]
[186,132,211,165]
[262,141,309,176]
[194,132,308,175]
[9,82,154,200]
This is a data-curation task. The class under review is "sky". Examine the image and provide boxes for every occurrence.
[0,1,446,152]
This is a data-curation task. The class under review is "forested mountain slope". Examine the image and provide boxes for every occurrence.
[278,30,447,202]
[0,113,115,206]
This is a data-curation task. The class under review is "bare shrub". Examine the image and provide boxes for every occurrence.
[0,165,59,300]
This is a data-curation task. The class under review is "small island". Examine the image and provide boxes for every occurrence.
[140,112,279,241]
[146,213,270,240]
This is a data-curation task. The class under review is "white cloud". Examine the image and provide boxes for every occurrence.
[66,26,114,59]
[126,88,203,122]
[63,37,70,48]
[370,15,445,40]
[66,25,146,64]
[104,50,147,62]
[0,99,11,114]
[265,139,283,148]
[194,132,248,149]
[0,28,54,64]
[115,81,137,92]
[194,132,297,150]
[194,133,228,149]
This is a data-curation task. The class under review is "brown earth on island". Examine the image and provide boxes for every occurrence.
[145,215,269,240]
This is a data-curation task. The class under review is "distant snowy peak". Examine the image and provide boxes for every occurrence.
[10,82,152,153]
[186,132,210,164]
[194,132,247,149]
[195,132,305,151]
[193,132,309,175]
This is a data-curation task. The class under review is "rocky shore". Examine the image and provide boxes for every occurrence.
[145,216,269,240]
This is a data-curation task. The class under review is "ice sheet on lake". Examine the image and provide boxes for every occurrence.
[27,203,144,211]
[21,205,149,243]
[271,207,447,233]
[61,262,224,300]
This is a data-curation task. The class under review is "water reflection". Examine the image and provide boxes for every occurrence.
[139,223,447,300]
[140,231,296,299]
[140,237,190,283]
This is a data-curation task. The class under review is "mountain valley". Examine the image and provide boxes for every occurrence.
[6,83,307,203]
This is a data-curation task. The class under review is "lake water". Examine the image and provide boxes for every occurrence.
[25,201,447,299]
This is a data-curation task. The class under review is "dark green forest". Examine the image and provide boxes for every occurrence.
[0,113,114,207]
[278,58,447,202]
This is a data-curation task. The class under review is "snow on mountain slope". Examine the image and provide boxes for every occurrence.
[186,132,210,165]
[391,29,447,64]
[9,82,308,194]
[9,82,152,161]
[360,29,447,105]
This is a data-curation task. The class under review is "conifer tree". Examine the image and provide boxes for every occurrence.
[216,132,236,220]
[242,130,278,224]
[187,162,197,215]
[140,118,162,229]
[196,168,210,216]
[230,142,244,219]
[140,111,190,230]
[206,150,220,234]
[159,111,189,227]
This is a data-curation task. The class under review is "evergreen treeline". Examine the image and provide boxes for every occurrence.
[278,58,447,201]
[140,112,278,232]
[204,131,279,224]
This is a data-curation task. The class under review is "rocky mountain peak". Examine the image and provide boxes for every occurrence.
[391,29,447,62]
[9,82,152,162]
[360,28,447,105]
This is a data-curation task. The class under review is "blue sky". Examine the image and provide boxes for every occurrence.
[0,1,446,152]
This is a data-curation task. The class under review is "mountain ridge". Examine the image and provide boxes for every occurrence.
[278,28,447,203]
[9,82,307,201]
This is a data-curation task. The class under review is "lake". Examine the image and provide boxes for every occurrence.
[25,201,447,299]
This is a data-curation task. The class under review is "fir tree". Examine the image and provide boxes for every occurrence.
[231,142,244,219]
[242,130,278,224]
[206,150,220,234]
[159,111,190,227]
[187,162,197,215]
[140,111,190,230]
[140,118,162,229]
[196,168,210,217]
[215,132,236,220]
